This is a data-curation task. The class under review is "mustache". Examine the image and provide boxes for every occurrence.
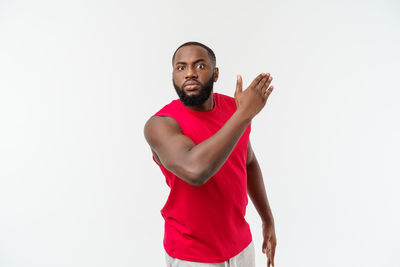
[183,80,201,87]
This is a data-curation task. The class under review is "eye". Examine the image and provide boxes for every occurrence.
[197,64,205,69]
[177,66,184,71]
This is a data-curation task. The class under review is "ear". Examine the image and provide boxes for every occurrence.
[213,67,219,82]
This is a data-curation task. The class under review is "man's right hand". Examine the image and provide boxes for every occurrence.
[234,73,274,120]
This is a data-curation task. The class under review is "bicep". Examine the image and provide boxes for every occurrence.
[144,116,197,180]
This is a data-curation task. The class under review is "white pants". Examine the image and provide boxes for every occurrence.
[165,240,255,267]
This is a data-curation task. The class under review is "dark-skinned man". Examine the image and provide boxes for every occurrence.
[144,42,276,267]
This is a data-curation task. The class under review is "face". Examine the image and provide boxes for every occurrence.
[172,45,218,106]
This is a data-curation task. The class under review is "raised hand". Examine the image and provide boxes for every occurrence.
[234,73,274,120]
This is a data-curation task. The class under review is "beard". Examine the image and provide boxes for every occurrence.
[173,74,214,106]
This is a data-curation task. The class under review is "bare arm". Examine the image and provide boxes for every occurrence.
[145,109,251,186]
[246,140,275,224]
[144,73,274,186]
[246,140,277,266]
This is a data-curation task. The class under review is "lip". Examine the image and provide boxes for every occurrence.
[184,84,200,91]
[184,80,200,88]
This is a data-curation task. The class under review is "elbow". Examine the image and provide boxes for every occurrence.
[188,178,205,186]
[185,169,207,186]
[164,159,210,186]
[181,165,210,186]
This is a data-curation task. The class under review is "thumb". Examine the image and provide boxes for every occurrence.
[235,75,242,95]
[262,240,267,254]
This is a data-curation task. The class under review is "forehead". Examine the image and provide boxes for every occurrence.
[173,45,210,64]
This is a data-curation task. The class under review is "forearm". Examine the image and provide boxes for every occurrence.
[247,157,274,224]
[189,109,252,185]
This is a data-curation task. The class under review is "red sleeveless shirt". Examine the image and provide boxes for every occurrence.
[152,92,252,263]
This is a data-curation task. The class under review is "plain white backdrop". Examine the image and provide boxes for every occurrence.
[1,0,399,266]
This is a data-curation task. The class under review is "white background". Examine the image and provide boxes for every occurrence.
[1,0,399,266]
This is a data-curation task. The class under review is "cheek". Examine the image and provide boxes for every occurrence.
[173,72,184,81]
[201,71,213,83]
[172,75,184,87]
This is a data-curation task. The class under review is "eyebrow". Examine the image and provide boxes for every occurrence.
[175,58,207,65]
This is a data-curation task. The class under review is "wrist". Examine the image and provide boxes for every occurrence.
[235,108,253,123]
[261,214,275,226]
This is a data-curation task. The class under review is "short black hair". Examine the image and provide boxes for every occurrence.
[172,41,216,67]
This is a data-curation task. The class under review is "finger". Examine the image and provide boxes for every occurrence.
[264,75,273,90]
[271,246,276,266]
[249,73,265,89]
[267,240,274,266]
[268,248,273,267]
[235,75,243,95]
[261,75,273,94]
[264,85,274,99]
[267,253,271,267]
[256,74,269,93]
[262,240,267,254]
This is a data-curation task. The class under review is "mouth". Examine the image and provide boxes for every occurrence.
[184,84,200,91]
[183,80,201,91]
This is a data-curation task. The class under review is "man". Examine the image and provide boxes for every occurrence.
[144,41,277,267]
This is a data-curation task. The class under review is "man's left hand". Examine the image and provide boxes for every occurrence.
[262,221,277,267]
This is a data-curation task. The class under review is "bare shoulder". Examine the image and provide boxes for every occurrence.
[144,115,181,136]
[144,115,195,170]
[144,116,182,149]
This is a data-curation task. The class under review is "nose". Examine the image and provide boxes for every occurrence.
[185,66,198,80]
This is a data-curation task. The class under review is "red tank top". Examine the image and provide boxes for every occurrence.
[152,92,252,263]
